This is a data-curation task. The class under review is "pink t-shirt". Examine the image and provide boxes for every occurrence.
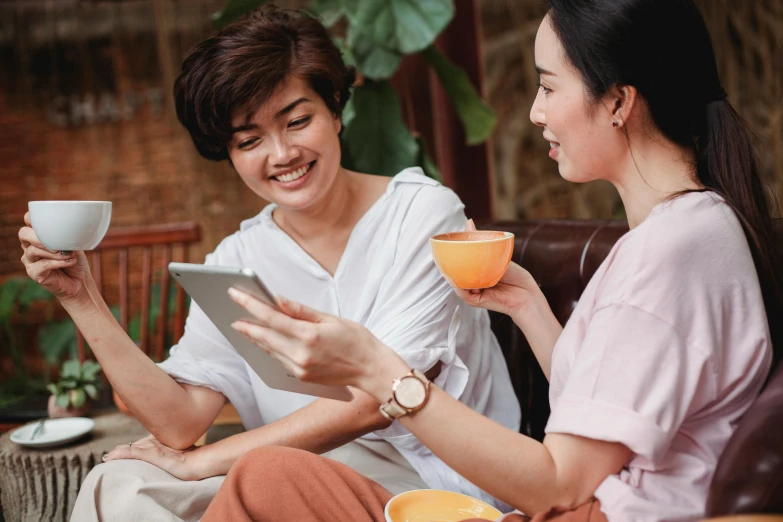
[546,191,772,521]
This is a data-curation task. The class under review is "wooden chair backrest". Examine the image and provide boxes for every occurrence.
[76,222,201,363]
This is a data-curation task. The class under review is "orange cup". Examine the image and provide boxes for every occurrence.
[430,231,514,289]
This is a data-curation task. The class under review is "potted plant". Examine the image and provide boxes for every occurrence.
[46,359,102,418]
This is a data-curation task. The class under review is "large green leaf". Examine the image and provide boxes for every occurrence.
[347,26,403,80]
[341,81,418,176]
[340,0,454,55]
[81,360,102,382]
[55,392,70,409]
[60,378,78,390]
[18,280,53,307]
[61,359,81,380]
[84,384,99,400]
[0,279,24,365]
[423,46,497,145]
[212,0,267,29]
[0,277,26,323]
[38,320,76,365]
[309,0,344,27]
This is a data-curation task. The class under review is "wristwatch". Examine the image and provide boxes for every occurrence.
[379,368,431,421]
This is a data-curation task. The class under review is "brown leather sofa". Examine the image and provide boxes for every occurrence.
[486,219,783,520]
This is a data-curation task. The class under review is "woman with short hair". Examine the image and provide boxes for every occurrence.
[19,6,519,521]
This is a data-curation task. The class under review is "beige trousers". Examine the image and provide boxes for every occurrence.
[69,438,427,522]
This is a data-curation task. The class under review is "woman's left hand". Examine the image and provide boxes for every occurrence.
[102,434,210,481]
[228,289,398,391]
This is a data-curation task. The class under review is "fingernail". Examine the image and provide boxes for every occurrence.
[231,321,240,330]
[228,288,241,300]
[102,452,108,460]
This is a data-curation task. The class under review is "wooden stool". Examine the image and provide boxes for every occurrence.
[0,412,148,522]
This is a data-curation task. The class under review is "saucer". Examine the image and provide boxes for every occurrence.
[10,417,95,449]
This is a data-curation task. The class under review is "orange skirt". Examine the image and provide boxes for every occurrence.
[201,446,608,522]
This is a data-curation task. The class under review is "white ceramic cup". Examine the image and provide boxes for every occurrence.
[28,201,112,251]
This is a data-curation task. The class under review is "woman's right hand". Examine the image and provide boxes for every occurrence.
[454,220,544,322]
[19,212,92,302]
[455,262,542,319]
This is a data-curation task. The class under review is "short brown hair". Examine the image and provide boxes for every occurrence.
[174,5,355,161]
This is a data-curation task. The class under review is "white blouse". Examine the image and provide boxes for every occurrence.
[158,168,521,506]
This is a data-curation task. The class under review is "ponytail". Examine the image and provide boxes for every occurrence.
[546,0,782,374]
[698,100,783,371]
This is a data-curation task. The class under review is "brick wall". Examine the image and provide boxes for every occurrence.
[0,2,274,381]
[0,0,270,280]
[0,93,269,277]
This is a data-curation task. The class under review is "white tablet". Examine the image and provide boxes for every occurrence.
[168,262,353,402]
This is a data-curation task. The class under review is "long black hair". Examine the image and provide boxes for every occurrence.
[547,0,782,371]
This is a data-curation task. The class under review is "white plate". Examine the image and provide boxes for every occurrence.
[10,417,95,449]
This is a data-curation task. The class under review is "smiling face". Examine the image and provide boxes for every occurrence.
[529,15,623,183]
[228,75,343,210]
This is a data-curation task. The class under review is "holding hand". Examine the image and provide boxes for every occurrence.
[228,290,404,392]
[18,212,92,302]
[102,434,210,481]
[453,220,543,323]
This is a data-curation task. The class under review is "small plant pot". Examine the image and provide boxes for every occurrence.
[47,394,91,419]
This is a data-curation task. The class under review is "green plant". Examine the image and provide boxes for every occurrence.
[37,317,77,366]
[211,0,496,179]
[0,271,189,389]
[0,375,47,410]
[0,277,57,379]
[46,359,101,409]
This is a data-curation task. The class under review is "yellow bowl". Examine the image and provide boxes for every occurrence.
[385,489,503,522]
[430,231,515,290]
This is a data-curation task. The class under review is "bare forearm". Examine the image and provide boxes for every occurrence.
[396,388,627,513]
[404,389,566,512]
[513,291,563,379]
[198,390,390,477]
[359,356,563,512]
[61,281,220,448]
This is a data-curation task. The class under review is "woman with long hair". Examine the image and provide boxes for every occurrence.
[203,0,781,520]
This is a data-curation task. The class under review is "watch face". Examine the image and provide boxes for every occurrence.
[395,376,427,409]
